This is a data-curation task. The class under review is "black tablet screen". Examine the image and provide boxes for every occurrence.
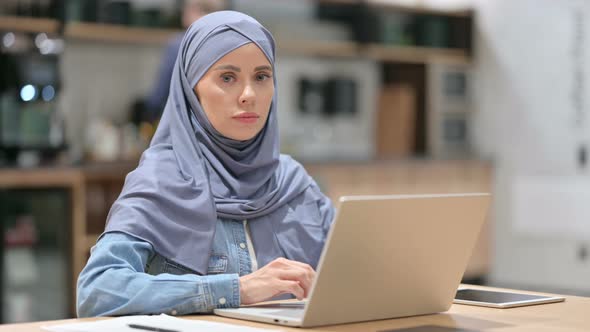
[455,289,550,304]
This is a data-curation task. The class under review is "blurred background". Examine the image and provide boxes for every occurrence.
[1,0,589,324]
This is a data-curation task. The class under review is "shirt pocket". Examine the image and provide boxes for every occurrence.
[207,253,229,274]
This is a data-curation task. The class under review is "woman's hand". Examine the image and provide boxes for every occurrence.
[239,257,315,305]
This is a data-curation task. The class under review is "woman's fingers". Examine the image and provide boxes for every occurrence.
[275,268,315,297]
[278,280,305,300]
[239,257,317,304]
[270,257,315,296]
[284,259,315,274]
[272,257,314,274]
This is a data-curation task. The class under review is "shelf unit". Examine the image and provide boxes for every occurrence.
[318,0,362,5]
[64,22,182,45]
[278,41,468,64]
[364,43,469,65]
[0,162,136,318]
[61,24,471,64]
[0,0,474,64]
[0,4,479,315]
[85,234,100,252]
[319,0,472,17]
[0,167,84,318]
[365,1,472,17]
[0,15,60,34]
[0,159,492,319]
[277,39,359,58]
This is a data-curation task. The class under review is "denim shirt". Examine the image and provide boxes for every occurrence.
[77,184,335,317]
[77,221,247,317]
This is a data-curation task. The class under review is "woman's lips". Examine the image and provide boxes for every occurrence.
[233,112,259,124]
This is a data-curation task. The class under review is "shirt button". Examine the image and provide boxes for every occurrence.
[171,310,177,315]
[239,243,246,249]
[219,297,227,305]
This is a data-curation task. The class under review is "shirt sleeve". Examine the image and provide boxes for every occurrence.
[76,232,240,317]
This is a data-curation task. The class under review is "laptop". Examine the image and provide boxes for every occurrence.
[214,193,491,327]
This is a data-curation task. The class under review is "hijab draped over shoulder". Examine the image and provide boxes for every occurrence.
[104,11,313,275]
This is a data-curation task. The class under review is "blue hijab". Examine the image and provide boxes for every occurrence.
[104,11,312,275]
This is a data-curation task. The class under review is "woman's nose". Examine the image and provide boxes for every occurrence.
[240,84,255,105]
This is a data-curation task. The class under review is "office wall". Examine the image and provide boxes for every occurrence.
[473,0,590,293]
[58,41,162,160]
[58,42,380,162]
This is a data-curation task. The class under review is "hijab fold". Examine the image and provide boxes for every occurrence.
[104,11,311,275]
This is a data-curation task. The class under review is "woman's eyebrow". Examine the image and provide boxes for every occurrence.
[213,65,272,72]
[214,64,241,72]
[255,65,272,71]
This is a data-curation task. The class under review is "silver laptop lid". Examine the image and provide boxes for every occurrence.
[301,193,490,327]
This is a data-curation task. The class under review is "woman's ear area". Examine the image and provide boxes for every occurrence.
[193,82,201,101]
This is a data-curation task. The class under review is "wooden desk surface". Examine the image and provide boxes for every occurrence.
[2,285,588,331]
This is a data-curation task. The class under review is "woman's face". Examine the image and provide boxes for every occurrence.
[194,43,274,141]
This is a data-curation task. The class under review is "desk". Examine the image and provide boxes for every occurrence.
[1,285,588,331]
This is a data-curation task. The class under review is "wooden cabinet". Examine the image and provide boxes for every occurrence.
[305,159,492,280]
[0,162,134,317]
[0,159,490,317]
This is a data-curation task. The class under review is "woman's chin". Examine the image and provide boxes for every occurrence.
[225,130,260,142]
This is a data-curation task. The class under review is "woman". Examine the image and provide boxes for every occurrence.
[77,11,335,317]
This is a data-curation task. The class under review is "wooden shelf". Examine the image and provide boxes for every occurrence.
[318,0,361,5]
[0,167,82,188]
[277,39,359,58]
[82,161,137,182]
[64,22,182,45]
[277,40,471,64]
[317,0,472,17]
[366,1,473,17]
[364,43,470,65]
[0,18,470,65]
[85,234,101,251]
[0,15,60,34]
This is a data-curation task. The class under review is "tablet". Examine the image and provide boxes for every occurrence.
[454,288,565,308]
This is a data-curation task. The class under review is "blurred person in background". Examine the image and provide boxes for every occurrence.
[77,11,335,317]
[145,0,226,120]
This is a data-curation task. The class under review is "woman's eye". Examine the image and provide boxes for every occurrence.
[221,75,234,83]
[256,73,271,81]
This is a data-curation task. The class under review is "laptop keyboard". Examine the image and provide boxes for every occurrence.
[267,309,305,318]
[248,302,306,309]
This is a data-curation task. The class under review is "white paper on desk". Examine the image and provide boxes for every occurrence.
[42,314,278,332]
